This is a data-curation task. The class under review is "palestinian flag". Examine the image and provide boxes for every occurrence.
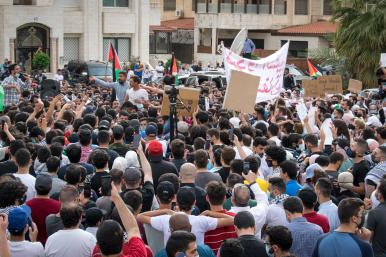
[169,54,179,85]
[108,42,122,81]
[307,59,322,77]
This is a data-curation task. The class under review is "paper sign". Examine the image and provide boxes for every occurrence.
[317,75,342,94]
[223,70,260,114]
[381,53,386,67]
[348,79,363,93]
[296,102,308,123]
[160,87,200,117]
[223,42,289,103]
[303,80,323,98]
[321,118,333,145]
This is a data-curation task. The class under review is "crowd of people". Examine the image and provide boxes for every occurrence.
[0,60,385,257]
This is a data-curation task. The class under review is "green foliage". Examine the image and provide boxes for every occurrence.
[332,0,386,88]
[164,58,181,71]
[32,52,50,71]
[251,53,260,60]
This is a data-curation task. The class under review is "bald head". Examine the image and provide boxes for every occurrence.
[179,163,197,182]
[169,214,192,233]
[232,184,250,207]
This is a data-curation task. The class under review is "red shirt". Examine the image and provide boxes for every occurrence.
[204,210,237,255]
[303,211,330,233]
[26,198,61,244]
[92,237,152,257]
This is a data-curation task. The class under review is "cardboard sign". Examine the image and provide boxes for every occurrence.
[223,69,260,114]
[348,79,363,93]
[317,75,342,94]
[160,87,200,117]
[303,80,323,98]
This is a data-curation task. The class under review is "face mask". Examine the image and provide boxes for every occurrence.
[16,73,20,78]
[371,154,379,164]
[266,159,273,167]
[265,244,274,257]
[331,114,335,120]
[297,143,305,152]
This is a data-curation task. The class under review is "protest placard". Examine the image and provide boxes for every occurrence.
[317,75,342,94]
[223,69,260,114]
[303,80,323,98]
[223,42,289,103]
[348,79,363,93]
[160,87,200,117]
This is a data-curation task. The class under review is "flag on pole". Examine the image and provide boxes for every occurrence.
[169,53,179,85]
[108,42,122,82]
[307,59,322,77]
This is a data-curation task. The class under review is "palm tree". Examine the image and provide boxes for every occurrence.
[332,0,386,88]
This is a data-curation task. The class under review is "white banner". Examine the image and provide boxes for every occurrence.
[223,42,289,103]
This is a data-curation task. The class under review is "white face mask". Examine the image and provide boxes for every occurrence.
[297,143,305,152]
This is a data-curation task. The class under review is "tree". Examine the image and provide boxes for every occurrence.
[32,52,50,71]
[332,0,386,88]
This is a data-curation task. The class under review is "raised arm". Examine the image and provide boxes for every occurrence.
[3,123,15,142]
[90,76,115,89]
[110,183,141,240]
[137,142,153,183]
[0,214,10,257]
[136,209,173,225]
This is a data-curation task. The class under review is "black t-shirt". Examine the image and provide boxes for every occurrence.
[367,202,386,256]
[180,182,209,214]
[120,181,155,213]
[0,160,17,176]
[150,160,178,189]
[96,147,119,170]
[216,167,231,184]
[239,235,269,257]
[352,160,370,187]
[90,171,109,197]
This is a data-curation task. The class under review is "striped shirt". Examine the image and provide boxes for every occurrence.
[204,210,237,254]
[2,75,27,106]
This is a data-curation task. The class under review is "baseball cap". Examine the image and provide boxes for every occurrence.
[35,172,53,192]
[338,172,354,192]
[98,120,110,130]
[128,119,140,132]
[123,167,142,184]
[8,205,31,233]
[145,125,157,137]
[156,181,175,203]
[147,140,163,162]
[85,207,105,226]
[305,163,321,180]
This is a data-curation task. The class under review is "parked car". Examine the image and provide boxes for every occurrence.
[185,71,227,88]
[286,64,311,84]
[67,60,113,84]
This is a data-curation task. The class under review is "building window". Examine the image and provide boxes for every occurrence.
[149,32,171,54]
[295,0,308,15]
[103,0,129,7]
[13,0,34,5]
[251,39,264,49]
[274,0,287,15]
[103,38,131,62]
[323,0,333,15]
[282,40,308,58]
[63,37,80,62]
[164,0,176,10]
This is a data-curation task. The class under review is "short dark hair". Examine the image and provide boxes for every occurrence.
[244,155,261,173]
[97,130,111,145]
[253,136,268,147]
[207,128,220,139]
[37,146,51,163]
[15,148,31,167]
[110,168,123,184]
[283,196,303,214]
[83,114,97,128]
[97,220,124,255]
[280,160,298,180]
[315,155,330,167]
[298,189,317,209]
[230,159,244,175]
[304,134,318,147]
[45,130,58,145]
[9,140,26,156]
[194,149,208,169]
[269,177,286,193]
[158,173,180,193]
[221,146,236,166]
[378,179,386,200]
[166,231,196,257]
[177,187,196,212]
[316,178,332,198]
[46,156,61,173]
[206,181,227,206]
[91,149,109,169]
[78,129,92,146]
[265,145,286,164]
[122,190,142,213]
[234,211,255,229]
[50,142,63,158]
[112,125,124,140]
[131,75,140,84]
[0,180,27,208]
[66,144,82,163]
[219,238,244,257]
[329,152,344,164]
[338,198,364,224]
[376,126,386,140]
[268,123,279,136]
[265,226,292,252]
[171,139,185,159]
[64,164,83,185]
[60,203,83,228]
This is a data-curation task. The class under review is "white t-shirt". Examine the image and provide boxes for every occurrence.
[14,173,36,201]
[9,240,44,257]
[150,213,218,246]
[234,146,253,159]
[45,229,96,257]
[126,88,149,108]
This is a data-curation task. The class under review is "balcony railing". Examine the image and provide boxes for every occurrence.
[195,2,281,15]
[220,3,232,13]
[197,2,206,13]
[233,3,245,13]
[208,3,218,13]
[246,4,257,13]
[259,4,270,14]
